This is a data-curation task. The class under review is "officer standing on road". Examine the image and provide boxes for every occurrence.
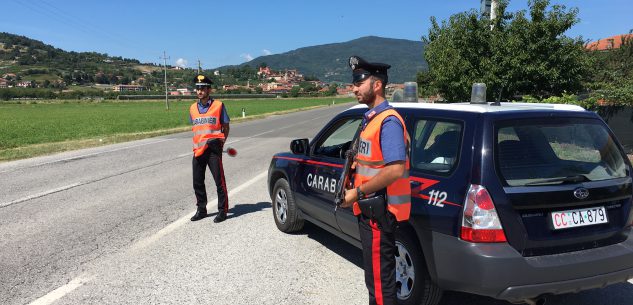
[340,56,411,305]
[189,74,230,223]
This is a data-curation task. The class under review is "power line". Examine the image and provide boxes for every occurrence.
[40,0,135,49]
[12,0,143,58]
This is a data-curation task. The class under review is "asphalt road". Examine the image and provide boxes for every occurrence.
[1,103,632,305]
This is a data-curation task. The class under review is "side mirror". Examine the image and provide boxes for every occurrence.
[290,138,309,155]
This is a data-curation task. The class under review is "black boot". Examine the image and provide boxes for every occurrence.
[190,207,207,221]
[213,212,227,223]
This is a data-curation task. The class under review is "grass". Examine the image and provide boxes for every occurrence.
[0,97,354,161]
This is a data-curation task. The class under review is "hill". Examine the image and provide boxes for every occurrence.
[0,32,161,88]
[0,33,426,93]
[218,36,427,84]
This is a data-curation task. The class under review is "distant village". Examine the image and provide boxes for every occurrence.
[0,65,406,98]
[166,67,404,97]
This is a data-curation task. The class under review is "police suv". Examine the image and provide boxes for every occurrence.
[267,98,633,305]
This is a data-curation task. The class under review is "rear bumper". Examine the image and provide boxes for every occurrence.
[431,231,633,303]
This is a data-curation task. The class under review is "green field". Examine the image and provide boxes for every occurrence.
[0,97,354,161]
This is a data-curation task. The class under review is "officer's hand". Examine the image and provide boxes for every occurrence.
[340,188,357,208]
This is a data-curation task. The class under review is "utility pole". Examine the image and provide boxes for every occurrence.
[481,0,498,23]
[160,51,170,110]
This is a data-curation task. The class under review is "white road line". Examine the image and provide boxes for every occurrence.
[27,171,268,304]
[129,170,268,252]
[28,275,91,305]
[4,109,333,174]
[174,113,329,159]
[230,113,330,144]
[34,139,173,167]
[0,183,82,208]
[0,139,173,174]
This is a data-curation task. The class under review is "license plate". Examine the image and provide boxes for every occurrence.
[551,206,608,230]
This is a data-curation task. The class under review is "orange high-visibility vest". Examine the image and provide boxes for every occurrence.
[190,100,225,157]
[353,108,411,221]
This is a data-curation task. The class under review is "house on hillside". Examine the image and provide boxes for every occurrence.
[177,88,192,95]
[262,82,292,94]
[0,78,8,88]
[16,81,34,88]
[337,84,354,96]
[222,84,240,91]
[113,84,144,92]
[2,73,17,80]
[258,66,272,77]
[586,34,633,51]
[93,84,113,90]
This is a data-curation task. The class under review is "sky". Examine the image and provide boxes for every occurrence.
[1,0,631,69]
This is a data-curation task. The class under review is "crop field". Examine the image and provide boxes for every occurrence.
[0,97,354,161]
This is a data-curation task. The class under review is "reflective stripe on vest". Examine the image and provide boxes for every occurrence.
[353,108,411,222]
[356,166,410,178]
[356,159,386,166]
[193,129,223,136]
[190,100,225,157]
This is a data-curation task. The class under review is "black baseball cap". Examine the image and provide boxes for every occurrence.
[194,74,213,87]
[348,55,390,84]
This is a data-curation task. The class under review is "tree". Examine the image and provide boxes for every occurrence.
[327,83,339,96]
[289,86,301,97]
[422,0,591,102]
[416,70,437,97]
[587,32,633,105]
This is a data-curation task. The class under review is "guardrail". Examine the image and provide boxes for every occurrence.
[117,94,277,100]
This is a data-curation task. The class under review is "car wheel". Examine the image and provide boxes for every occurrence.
[395,231,443,305]
[272,179,304,233]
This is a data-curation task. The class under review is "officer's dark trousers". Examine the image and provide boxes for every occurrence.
[192,142,228,215]
[359,213,397,305]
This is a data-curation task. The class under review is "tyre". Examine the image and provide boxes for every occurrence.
[395,231,443,305]
[272,179,304,233]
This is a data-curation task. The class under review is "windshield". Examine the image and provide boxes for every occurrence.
[495,118,628,186]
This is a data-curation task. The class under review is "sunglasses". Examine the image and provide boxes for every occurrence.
[196,85,210,90]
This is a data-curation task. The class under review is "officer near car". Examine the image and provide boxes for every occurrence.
[189,74,230,223]
[340,56,411,305]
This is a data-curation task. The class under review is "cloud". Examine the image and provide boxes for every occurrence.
[175,58,188,68]
[241,53,254,62]
[262,49,272,56]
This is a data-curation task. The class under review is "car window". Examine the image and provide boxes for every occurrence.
[313,117,362,159]
[411,119,462,174]
[496,118,628,186]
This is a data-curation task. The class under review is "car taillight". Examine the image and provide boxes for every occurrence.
[460,184,507,243]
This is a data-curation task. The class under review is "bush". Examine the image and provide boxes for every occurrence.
[522,87,633,111]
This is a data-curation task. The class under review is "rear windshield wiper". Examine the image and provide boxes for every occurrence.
[524,175,590,186]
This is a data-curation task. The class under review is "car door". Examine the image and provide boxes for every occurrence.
[295,116,362,230]
[408,115,469,235]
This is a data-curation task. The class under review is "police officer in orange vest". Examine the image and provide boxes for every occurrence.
[340,56,411,305]
[190,74,230,223]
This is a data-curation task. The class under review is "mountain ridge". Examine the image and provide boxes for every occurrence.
[0,33,426,87]
[217,36,427,83]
